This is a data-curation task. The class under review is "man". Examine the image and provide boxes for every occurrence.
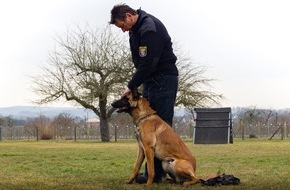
[109,4,178,183]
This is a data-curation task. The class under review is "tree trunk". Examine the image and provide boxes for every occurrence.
[99,117,110,142]
[98,94,110,142]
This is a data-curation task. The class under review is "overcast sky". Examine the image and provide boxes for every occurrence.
[0,0,290,109]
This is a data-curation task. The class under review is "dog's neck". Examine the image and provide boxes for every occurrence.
[131,98,157,126]
[134,111,156,126]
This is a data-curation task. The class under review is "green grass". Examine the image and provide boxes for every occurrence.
[0,139,289,190]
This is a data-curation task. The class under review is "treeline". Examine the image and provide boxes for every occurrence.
[231,107,290,139]
[0,107,289,141]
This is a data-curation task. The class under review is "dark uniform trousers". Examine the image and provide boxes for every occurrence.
[142,74,178,179]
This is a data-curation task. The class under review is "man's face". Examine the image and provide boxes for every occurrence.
[114,13,135,32]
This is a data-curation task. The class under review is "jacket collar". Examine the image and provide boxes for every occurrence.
[130,9,147,33]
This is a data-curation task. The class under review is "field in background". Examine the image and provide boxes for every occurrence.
[0,139,289,190]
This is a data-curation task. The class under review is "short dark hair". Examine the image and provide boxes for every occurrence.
[109,4,137,24]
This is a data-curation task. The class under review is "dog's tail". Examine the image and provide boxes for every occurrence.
[199,170,221,182]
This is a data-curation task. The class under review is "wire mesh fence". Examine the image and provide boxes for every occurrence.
[0,121,288,141]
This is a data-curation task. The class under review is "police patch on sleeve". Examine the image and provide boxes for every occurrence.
[139,46,147,57]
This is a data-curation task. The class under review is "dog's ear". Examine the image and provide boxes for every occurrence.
[132,88,141,101]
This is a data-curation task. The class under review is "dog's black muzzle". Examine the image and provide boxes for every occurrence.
[111,96,132,113]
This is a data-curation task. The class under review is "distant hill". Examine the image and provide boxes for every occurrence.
[0,106,186,119]
[0,106,96,119]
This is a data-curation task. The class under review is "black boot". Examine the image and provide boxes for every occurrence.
[153,157,167,182]
[135,172,148,184]
[135,157,167,184]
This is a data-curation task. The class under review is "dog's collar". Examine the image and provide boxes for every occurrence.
[134,111,156,126]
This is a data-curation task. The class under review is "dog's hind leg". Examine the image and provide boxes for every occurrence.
[181,169,200,187]
[126,146,145,184]
[174,160,200,187]
[183,176,200,187]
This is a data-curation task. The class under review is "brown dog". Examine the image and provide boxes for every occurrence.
[111,89,200,186]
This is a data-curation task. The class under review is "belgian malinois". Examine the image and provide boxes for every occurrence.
[111,89,200,186]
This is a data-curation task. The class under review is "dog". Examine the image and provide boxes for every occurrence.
[111,89,200,186]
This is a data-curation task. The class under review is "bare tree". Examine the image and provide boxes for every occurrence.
[50,113,75,140]
[32,25,134,142]
[0,117,4,126]
[25,115,50,140]
[25,117,39,139]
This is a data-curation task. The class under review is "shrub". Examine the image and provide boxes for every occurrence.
[40,130,53,140]
[249,134,257,138]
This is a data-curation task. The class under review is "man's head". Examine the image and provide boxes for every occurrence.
[109,4,138,32]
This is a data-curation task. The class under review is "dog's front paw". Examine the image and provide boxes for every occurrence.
[183,182,190,187]
[125,179,134,184]
[145,182,152,187]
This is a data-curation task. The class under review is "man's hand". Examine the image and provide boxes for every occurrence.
[121,88,131,98]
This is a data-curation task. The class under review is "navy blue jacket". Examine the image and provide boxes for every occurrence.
[127,9,178,90]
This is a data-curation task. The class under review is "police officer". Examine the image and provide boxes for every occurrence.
[110,4,178,183]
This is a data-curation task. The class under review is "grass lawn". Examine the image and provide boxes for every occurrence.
[0,139,289,190]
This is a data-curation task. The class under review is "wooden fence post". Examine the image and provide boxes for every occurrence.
[74,125,77,142]
[282,121,287,140]
[257,122,261,138]
[241,120,244,140]
[36,127,39,141]
[115,125,118,142]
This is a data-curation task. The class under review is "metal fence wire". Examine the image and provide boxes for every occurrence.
[0,121,288,141]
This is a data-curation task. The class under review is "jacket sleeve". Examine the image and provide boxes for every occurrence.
[128,31,164,90]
